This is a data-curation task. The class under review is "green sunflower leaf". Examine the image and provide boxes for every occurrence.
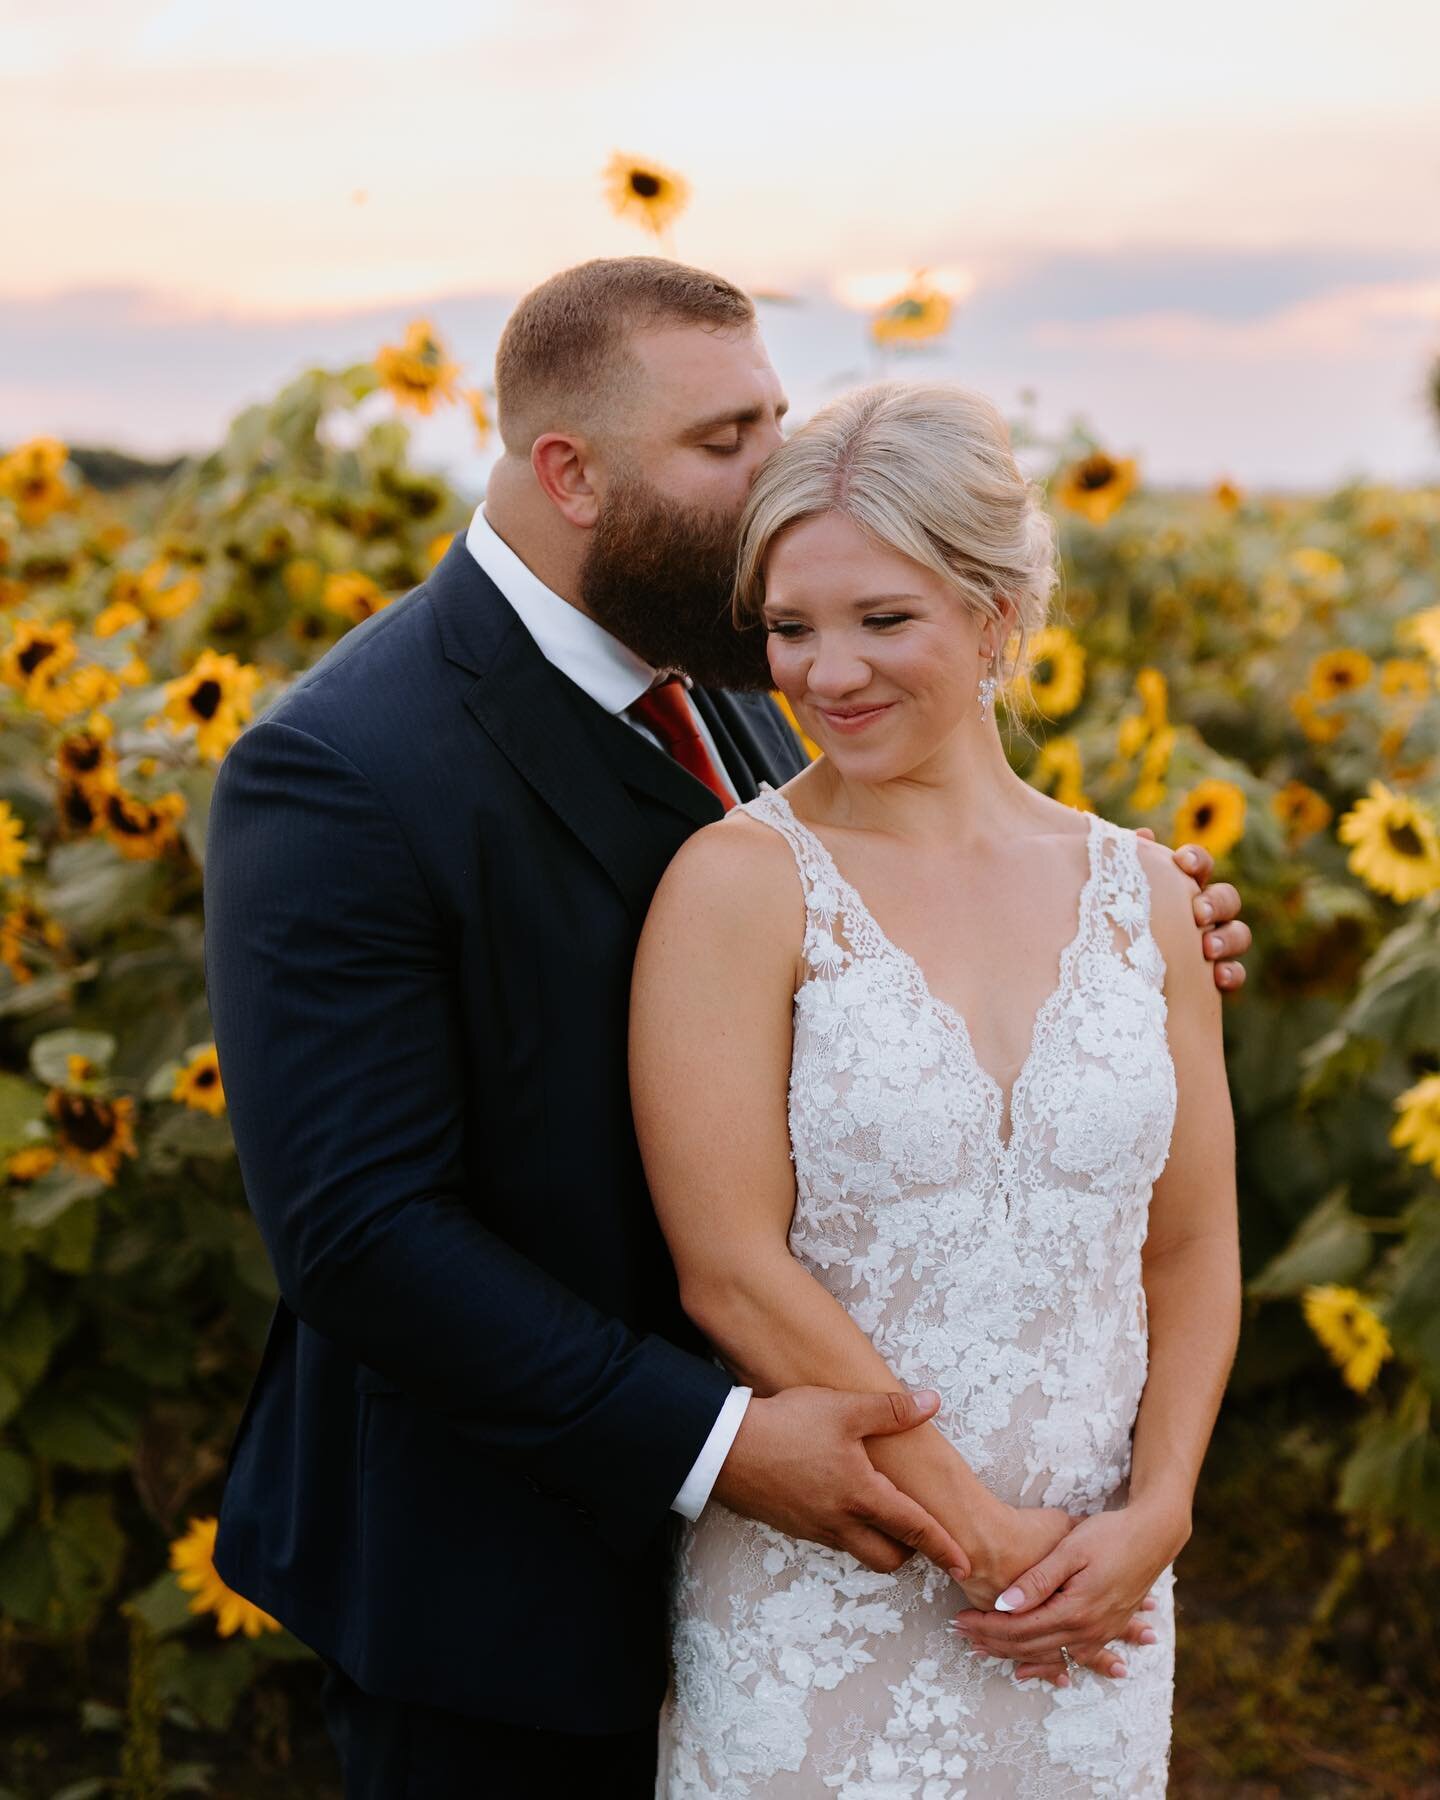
[1248,1190,1373,1298]
[28,1028,117,1087]
[0,1445,34,1539]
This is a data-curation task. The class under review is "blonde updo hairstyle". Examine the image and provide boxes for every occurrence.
[733,380,1058,696]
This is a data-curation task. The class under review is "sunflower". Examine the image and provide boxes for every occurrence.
[1018,627,1086,719]
[57,778,104,838]
[101,788,187,861]
[464,389,493,447]
[1131,725,1177,812]
[375,320,460,416]
[1116,668,1168,762]
[1399,605,1440,669]
[1308,649,1372,702]
[871,279,952,347]
[169,1517,281,1639]
[0,438,71,527]
[1053,451,1138,525]
[5,1144,57,1183]
[95,597,147,637]
[1338,781,1440,902]
[45,1086,137,1185]
[55,718,115,792]
[162,649,262,761]
[323,571,390,627]
[603,152,690,237]
[772,691,819,761]
[34,661,123,727]
[1271,780,1332,845]
[1173,779,1246,860]
[1381,657,1432,702]
[1300,1285,1393,1395]
[1212,478,1243,510]
[1136,667,1168,731]
[1,617,77,702]
[1290,691,1346,746]
[0,802,31,881]
[1032,736,1091,811]
[1287,546,1345,599]
[282,558,322,603]
[1391,1072,1440,1176]
[0,899,65,985]
[173,1044,226,1116]
[140,561,202,622]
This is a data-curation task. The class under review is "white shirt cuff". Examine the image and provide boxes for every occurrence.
[671,1386,752,1521]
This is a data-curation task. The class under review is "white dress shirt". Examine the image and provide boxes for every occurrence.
[465,504,751,1521]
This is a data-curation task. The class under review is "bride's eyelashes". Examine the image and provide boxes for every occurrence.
[763,614,912,638]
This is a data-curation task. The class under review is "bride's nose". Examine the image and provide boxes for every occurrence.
[804,634,873,700]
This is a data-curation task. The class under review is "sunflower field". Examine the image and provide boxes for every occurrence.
[2,329,1439,1791]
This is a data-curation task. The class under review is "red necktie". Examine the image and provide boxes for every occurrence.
[630,677,735,811]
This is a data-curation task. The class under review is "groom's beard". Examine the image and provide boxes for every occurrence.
[577,472,774,692]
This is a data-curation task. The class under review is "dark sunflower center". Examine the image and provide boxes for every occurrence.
[1033,658,1054,687]
[18,640,55,676]
[63,784,97,831]
[1387,821,1424,858]
[195,1067,218,1087]
[65,738,103,773]
[105,795,149,837]
[56,1093,117,1152]
[188,678,223,720]
[1078,457,1115,492]
[1194,805,1215,830]
[630,171,662,198]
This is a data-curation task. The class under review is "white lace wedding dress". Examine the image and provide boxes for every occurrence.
[657,788,1180,1798]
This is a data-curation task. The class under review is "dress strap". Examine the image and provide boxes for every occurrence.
[729,786,859,979]
[1088,818,1167,986]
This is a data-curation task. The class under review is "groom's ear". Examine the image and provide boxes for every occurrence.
[532,432,600,529]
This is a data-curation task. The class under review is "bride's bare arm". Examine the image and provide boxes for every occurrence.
[630,818,1059,1590]
[954,841,1241,1677]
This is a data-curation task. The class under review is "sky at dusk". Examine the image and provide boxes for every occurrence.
[3,0,1439,488]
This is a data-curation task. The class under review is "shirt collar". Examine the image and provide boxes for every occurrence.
[464,503,658,715]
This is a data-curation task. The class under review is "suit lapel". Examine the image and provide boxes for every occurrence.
[586,701,726,828]
[428,540,674,920]
[697,687,811,790]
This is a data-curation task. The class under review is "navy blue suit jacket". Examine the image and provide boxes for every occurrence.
[204,535,808,1731]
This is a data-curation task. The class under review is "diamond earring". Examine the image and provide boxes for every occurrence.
[978,660,998,722]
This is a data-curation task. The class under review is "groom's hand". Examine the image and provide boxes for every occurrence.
[711,1386,970,1579]
[1135,830,1251,991]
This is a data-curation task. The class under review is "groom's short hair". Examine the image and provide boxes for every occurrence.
[495,257,756,454]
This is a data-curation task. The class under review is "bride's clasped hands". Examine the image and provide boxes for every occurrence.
[952,1498,1190,1688]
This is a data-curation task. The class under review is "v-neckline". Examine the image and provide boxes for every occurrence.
[760,786,1105,1157]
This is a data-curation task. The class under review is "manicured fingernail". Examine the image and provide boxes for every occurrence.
[994,1587,1024,1611]
[1181,850,1199,870]
[947,1567,969,1585]
[1140,1629,1157,1644]
[914,1388,941,1409]
[1207,933,1224,956]
[1056,1673,1070,1688]
[1111,1662,1127,1677]
[1197,899,1213,922]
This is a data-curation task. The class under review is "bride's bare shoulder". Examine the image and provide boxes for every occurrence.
[647,807,806,939]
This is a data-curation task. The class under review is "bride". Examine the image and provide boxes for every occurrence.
[630,380,1241,1797]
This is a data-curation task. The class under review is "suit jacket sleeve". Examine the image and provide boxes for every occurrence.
[204,716,732,1558]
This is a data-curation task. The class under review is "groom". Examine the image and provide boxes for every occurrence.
[204,256,1252,1796]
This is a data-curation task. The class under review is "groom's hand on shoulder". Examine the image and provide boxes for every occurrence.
[712,1386,969,1579]
[1134,828,1251,992]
